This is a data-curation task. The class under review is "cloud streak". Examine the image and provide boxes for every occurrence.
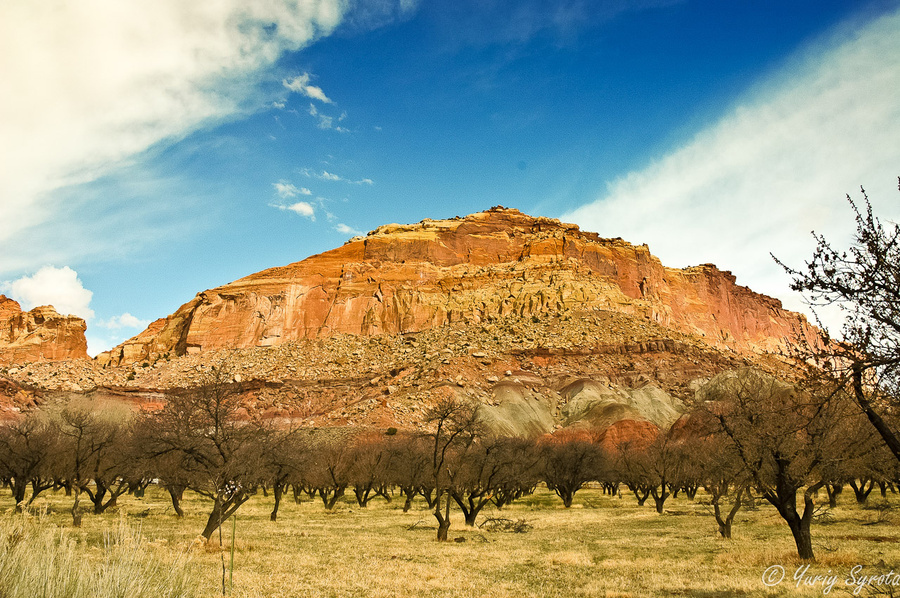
[301,168,374,185]
[334,223,364,236]
[284,73,334,104]
[435,0,681,48]
[97,313,152,331]
[562,8,900,326]
[271,201,316,220]
[0,1,346,272]
[273,181,312,198]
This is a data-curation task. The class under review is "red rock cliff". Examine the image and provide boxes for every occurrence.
[0,295,88,364]
[98,208,820,366]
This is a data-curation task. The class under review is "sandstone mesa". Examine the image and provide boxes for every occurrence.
[97,207,818,367]
[0,208,820,441]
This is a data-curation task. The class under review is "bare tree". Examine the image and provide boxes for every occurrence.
[490,436,542,510]
[260,427,310,521]
[385,433,432,512]
[450,436,534,526]
[423,396,482,541]
[54,401,123,526]
[697,368,864,561]
[776,182,900,462]
[625,429,688,514]
[694,434,750,538]
[617,440,662,511]
[541,430,605,509]
[80,406,136,515]
[144,361,263,540]
[0,412,59,511]
[347,433,393,508]
[304,435,352,510]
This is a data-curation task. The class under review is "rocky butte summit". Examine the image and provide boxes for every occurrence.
[99,206,818,367]
[0,296,87,365]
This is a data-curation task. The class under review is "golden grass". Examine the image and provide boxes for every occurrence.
[5,486,900,597]
[0,510,196,598]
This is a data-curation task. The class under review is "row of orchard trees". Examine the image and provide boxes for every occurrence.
[4,182,899,561]
[0,363,896,560]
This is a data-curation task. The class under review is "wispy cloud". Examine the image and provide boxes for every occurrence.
[562,8,900,328]
[273,181,312,198]
[309,103,334,129]
[271,201,316,220]
[334,223,364,236]
[284,72,334,104]
[0,1,346,275]
[435,0,681,48]
[301,168,374,185]
[340,0,421,33]
[97,312,152,330]
[308,103,351,132]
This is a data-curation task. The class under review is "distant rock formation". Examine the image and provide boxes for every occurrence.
[99,207,820,366]
[0,295,88,364]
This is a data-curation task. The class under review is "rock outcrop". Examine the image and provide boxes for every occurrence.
[99,207,820,367]
[0,296,88,364]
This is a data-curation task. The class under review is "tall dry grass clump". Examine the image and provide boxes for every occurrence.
[0,513,197,598]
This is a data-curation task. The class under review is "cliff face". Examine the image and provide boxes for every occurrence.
[0,296,88,364]
[98,207,819,366]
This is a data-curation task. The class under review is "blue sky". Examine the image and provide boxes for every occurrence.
[2,0,899,355]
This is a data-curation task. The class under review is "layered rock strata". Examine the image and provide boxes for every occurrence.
[99,207,819,366]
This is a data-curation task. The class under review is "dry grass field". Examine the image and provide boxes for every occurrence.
[3,485,899,598]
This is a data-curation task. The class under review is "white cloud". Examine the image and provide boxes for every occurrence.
[340,0,421,32]
[0,1,346,273]
[334,223,364,236]
[317,115,335,130]
[3,266,94,320]
[284,72,334,104]
[301,168,374,184]
[562,8,900,333]
[308,102,349,131]
[98,312,152,330]
[287,202,316,219]
[273,181,311,198]
[271,201,316,220]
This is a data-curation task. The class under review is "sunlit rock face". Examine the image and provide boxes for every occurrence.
[99,207,818,367]
[0,295,88,364]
